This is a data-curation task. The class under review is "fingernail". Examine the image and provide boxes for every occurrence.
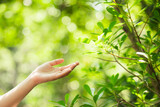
[76,61,79,65]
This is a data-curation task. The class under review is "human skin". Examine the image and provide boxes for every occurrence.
[0,58,79,107]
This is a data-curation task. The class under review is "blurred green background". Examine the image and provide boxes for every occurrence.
[0,0,109,106]
[0,0,158,107]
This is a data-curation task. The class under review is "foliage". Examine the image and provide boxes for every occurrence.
[0,0,160,107]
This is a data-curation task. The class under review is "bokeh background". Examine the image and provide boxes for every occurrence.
[0,0,110,106]
[0,0,158,107]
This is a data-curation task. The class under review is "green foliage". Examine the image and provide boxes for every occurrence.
[0,0,160,106]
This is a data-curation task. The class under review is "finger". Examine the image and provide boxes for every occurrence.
[59,62,79,70]
[49,58,64,66]
[56,68,72,79]
[70,62,79,70]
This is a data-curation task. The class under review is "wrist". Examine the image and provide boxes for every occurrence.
[27,73,39,86]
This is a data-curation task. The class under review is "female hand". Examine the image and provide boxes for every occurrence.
[29,58,79,85]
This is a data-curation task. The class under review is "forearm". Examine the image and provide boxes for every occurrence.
[0,76,36,107]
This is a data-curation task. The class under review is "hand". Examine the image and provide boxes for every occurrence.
[29,59,79,85]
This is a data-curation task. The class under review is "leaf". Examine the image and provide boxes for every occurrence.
[80,103,94,107]
[153,30,160,39]
[114,73,119,82]
[91,33,100,35]
[84,84,93,96]
[93,88,105,103]
[106,7,119,16]
[108,21,116,31]
[103,28,108,36]
[139,63,147,70]
[136,52,148,59]
[65,93,69,104]
[147,31,151,39]
[82,38,90,44]
[50,100,65,106]
[136,42,146,51]
[119,34,127,47]
[136,21,144,26]
[149,46,159,53]
[111,32,125,43]
[70,94,79,107]
[97,22,104,30]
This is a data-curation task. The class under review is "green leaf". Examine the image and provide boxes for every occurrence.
[139,63,147,70]
[136,42,146,51]
[136,21,144,26]
[149,46,159,53]
[103,28,108,36]
[108,21,116,31]
[91,33,100,35]
[82,38,90,44]
[70,94,79,107]
[114,73,119,82]
[111,32,125,43]
[147,31,151,39]
[93,88,105,103]
[119,34,127,47]
[97,22,104,30]
[153,30,160,39]
[84,84,93,96]
[65,93,69,105]
[106,7,119,16]
[80,103,94,107]
[50,100,65,106]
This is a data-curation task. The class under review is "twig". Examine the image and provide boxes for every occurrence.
[96,57,117,62]
[138,0,158,37]
[120,98,136,107]
[127,3,142,44]
[108,52,137,60]
[111,50,143,81]
[154,63,160,72]
[111,49,160,97]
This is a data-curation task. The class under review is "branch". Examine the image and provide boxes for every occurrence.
[127,3,142,44]
[111,49,160,97]
[138,0,158,37]
[107,52,137,60]
[96,57,116,62]
[111,50,143,81]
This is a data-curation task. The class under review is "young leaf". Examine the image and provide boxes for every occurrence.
[84,84,93,96]
[70,94,79,107]
[97,22,104,30]
[65,93,69,105]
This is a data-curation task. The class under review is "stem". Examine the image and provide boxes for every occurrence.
[138,0,158,37]
[114,0,160,96]
[107,52,137,60]
[127,3,142,44]
[111,50,143,81]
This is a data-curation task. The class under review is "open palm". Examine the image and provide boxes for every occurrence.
[30,59,79,85]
